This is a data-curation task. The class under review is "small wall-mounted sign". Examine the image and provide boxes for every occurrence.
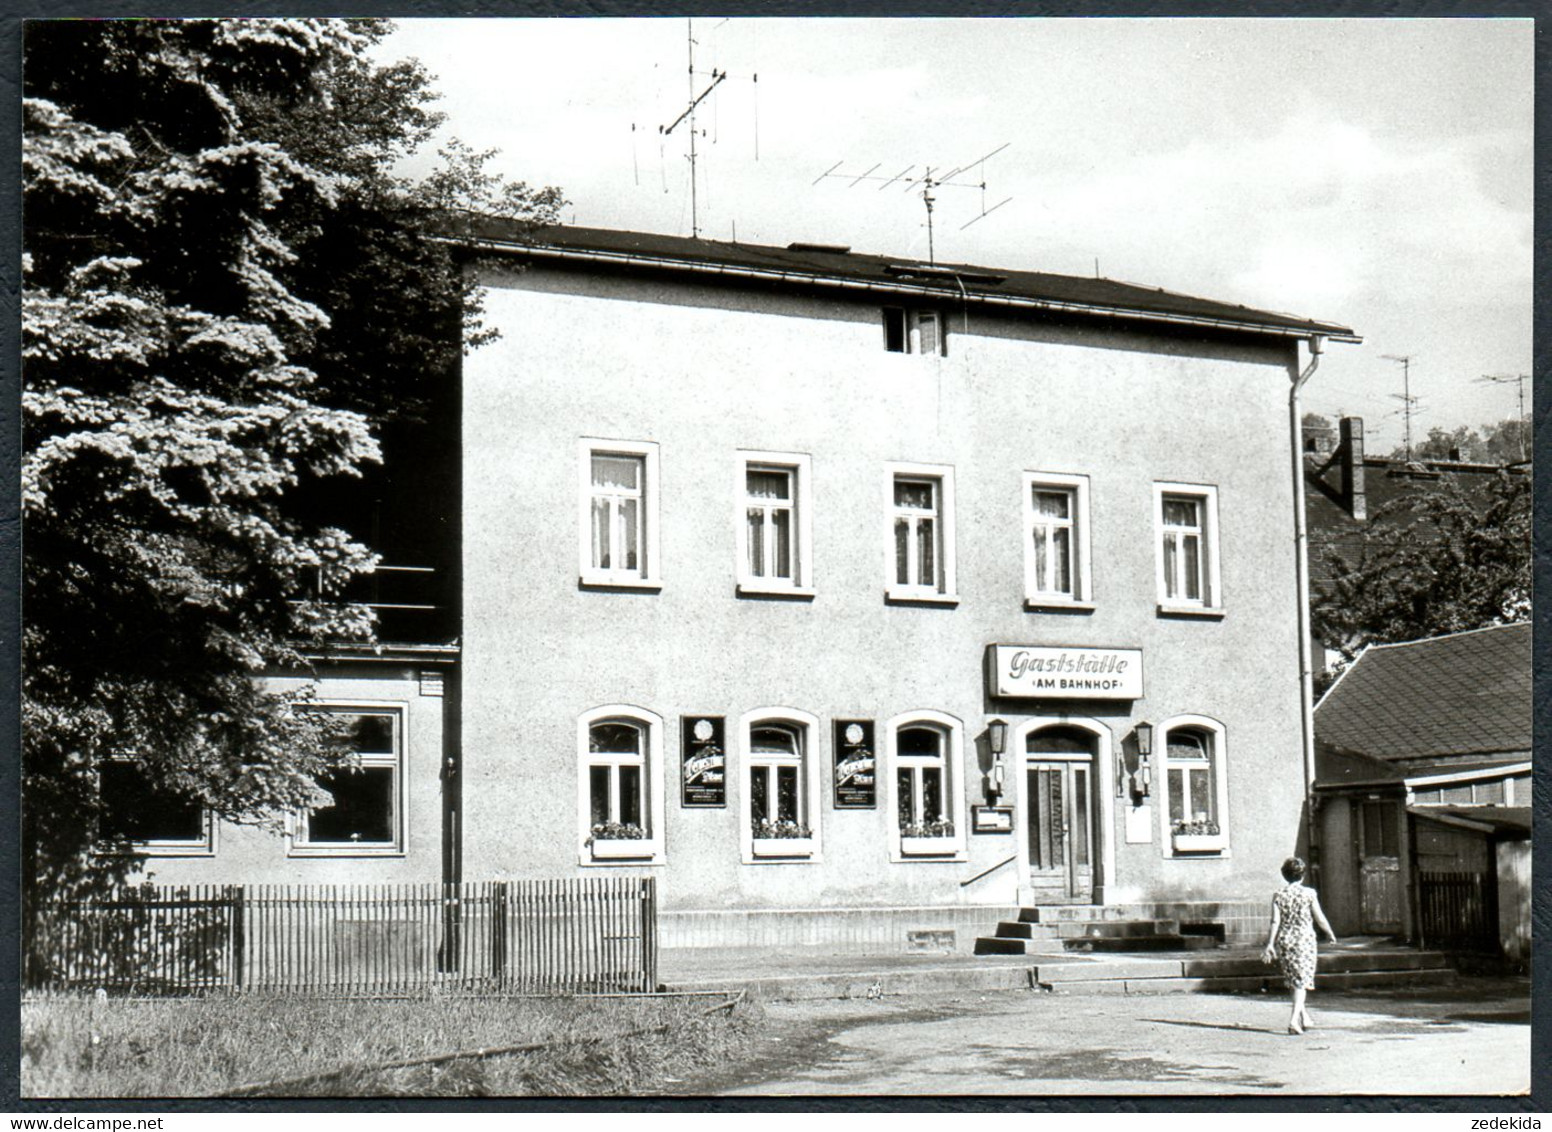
[832,719,876,808]
[418,670,445,698]
[988,645,1143,700]
[681,715,726,807]
[971,805,1015,834]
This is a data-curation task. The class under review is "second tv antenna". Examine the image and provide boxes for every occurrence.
[813,144,1012,264]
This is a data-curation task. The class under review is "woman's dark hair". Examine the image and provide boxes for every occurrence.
[1281,856,1306,883]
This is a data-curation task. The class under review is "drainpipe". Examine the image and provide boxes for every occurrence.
[1290,335,1325,868]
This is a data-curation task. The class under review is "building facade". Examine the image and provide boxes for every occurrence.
[123,223,1359,945]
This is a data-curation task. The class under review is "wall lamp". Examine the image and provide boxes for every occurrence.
[1129,721,1154,800]
[987,718,1008,797]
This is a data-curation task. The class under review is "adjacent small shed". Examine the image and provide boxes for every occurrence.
[1313,624,1530,955]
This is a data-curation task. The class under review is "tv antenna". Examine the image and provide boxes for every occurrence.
[639,18,758,239]
[812,143,1012,265]
[1381,354,1419,461]
[1474,372,1531,461]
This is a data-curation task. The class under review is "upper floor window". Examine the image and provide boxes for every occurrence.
[885,463,957,604]
[97,759,213,856]
[1158,716,1230,856]
[739,709,821,862]
[295,709,404,855]
[883,308,947,356]
[736,452,814,597]
[884,711,967,862]
[1023,472,1093,609]
[579,439,661,589]
[1154,483,1221,614]
[578,706,666,864]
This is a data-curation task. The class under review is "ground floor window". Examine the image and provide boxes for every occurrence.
[740,709,821,862]
[295,708,404,854]
[884,711,967,861]
[97,760,212,855]
[1158,716,1229,855]
[577,706,666,864]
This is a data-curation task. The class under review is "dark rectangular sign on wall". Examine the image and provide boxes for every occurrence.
[833,719,876,809]
[681,715,726,807]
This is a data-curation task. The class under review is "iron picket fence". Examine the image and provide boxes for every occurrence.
[27,878,659,996]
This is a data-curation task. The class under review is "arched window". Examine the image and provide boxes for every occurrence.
[884,711,967,861]
[577,707,665,864]
[740,709,821,862]
[1158,716,1229,855]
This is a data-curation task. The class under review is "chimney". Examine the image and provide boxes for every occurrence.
[1339,416,1366,521]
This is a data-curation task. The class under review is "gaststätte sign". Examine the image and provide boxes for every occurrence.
[989,644,1143,700]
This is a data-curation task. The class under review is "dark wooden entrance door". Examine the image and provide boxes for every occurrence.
[1357,800,1403,934]
[1026,759,1094,903]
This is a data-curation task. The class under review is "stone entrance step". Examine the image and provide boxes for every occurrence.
[1028,947,1455,995]
[978,906,1230,958]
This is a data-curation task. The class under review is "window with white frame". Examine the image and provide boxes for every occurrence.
[886,464,956,602]
[736,452,814,595]
[1023,472,1092,607]
[296,709,403,853]
[883,308,947,356]
[739,709,821,862]
[579,439,661,587]
[587,720,648,835]
[884,712,967,860]
[577,706,666,864]
[1154,483,1221,612]
[97,759,212,854]
[1158,717,1230,853]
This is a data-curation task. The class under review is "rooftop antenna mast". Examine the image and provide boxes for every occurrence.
[660,19,726,239]
[1382,354,1419,461]
[813,144,1012,265]
[1474,372,1531,461]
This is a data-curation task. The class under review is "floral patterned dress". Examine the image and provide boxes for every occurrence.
[1272,882,1319,990]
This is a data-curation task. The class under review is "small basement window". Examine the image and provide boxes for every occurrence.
[883,308,947,356]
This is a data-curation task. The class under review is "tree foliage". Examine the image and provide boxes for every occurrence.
[22,18,560,900]
[1312,471,1531,663]
[1389,417,1531,465]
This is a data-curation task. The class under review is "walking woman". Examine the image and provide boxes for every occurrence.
[1262,855,1337,1034]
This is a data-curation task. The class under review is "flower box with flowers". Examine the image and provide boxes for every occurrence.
[587,821,652,860]
[1171,819,1225,854]
[751,818,814,858]
[900,819,957,857]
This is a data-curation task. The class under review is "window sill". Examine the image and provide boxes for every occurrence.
[1170,834,1229,855]
[579,575,663,592]
[1156,603,1225,620]
[289,846,406,858]
[885,589,960,607]
[94,843,215,858]
[898,836,963,858]
[1024,598,1096,614]
[736,582,816,601]
[749,836,817,860]
[588,838,661,862]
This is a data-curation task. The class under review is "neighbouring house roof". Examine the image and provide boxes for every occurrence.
[1306,455,1522,590]
[438,217,1359,344]
[1409,805,1532,839]
[1313,740,1409,790]
[1314,623,1531,767]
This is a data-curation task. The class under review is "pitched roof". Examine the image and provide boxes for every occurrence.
[1409,805,1532,839]
[1315,623,1531,765]
[441,216,1359,343]
[1305,457,1520,589]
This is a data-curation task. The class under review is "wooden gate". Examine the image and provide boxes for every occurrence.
[1418,871,1496,951]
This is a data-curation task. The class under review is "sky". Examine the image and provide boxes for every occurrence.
[376,17,1534,457]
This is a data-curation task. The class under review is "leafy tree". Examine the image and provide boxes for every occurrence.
[1312,471,1530,663]
[1479,416,1531,464]
[21,18,559,905]
[1394,424,1483,463]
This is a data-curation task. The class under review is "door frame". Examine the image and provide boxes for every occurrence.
[1012,716,1115,905]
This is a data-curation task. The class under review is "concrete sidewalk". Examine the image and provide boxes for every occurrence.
[658,938,1452,1001]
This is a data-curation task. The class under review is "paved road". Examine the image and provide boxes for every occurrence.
[679,980,1530,1096]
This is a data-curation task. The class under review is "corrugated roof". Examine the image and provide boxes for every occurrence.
[1315,623,1531,765]
[1410,804,1531,838]
[441,216,1358,342]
